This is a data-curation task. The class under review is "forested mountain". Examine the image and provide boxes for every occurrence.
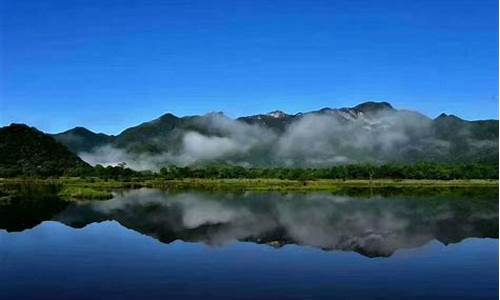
[52,127,114,153]
[0,124,91,176]
[19,101,500,169]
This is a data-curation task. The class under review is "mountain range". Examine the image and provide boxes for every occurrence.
[47,101,498,170]
[0,101,497,173]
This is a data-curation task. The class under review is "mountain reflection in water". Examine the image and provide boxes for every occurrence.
[1,188,498,258]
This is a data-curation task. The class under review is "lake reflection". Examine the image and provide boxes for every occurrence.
[2,188,498,257]
[0,188,498,299]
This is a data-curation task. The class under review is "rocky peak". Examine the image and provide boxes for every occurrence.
[267,110,288,118]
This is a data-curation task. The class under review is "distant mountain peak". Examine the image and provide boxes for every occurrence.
[353,101,394,113]
[206,111,226,117]
[267,110,288,118]
[158,113,179,120]
[52,125,114,153]
[72,126,88,130]
[435,113,461,120]
[434,113,466,126]
[318,107,335,113]
[8,123,33,130]
[57,126,114,138]
[65,126,95,134]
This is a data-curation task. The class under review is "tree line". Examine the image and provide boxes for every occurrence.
[51,162,500,180]
[157,163,498,180]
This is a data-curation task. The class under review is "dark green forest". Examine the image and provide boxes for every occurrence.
[156,163,499,181]
[62,162,499,181]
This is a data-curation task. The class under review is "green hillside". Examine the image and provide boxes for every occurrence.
[0,124,92,177]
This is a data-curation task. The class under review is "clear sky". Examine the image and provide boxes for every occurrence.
[1,0,498,134]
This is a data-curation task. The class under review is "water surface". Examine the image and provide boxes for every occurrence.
[0,188,498,299]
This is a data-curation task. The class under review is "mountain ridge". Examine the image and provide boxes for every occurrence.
[53,101,415,153]
[52,101,495,138]
[15,101,499,169]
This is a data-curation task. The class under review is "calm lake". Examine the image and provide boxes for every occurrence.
[0,188,498,299]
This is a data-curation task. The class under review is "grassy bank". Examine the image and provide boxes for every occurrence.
[1,177,498,191]
[0,178,497,200]
[58,187,113,200]
[140,179,499,198]
[144,178,499,191]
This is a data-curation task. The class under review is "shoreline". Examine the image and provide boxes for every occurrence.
[1,178,498,191]
[1,178,497,200]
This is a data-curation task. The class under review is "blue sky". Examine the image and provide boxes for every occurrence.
[1,0,498,134]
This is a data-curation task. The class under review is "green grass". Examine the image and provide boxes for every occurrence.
[0,177,498,198]
[141,178,499,191]
[58,186,113,200]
